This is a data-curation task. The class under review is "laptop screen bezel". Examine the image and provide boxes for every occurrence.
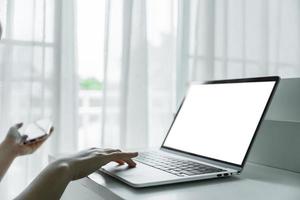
[161,76,280,169]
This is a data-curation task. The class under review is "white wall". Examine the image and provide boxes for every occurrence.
[249,78,300,173]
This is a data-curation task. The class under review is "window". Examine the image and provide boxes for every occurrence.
[77,0,106,149]
[76,0,178,148]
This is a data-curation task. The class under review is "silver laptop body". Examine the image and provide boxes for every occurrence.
[101,76,280,188]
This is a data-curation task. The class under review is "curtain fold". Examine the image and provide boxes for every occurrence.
[56,0,78,153]
[100,0,177,149]
[101,0,149,149]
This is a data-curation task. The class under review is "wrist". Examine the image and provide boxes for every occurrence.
[49,159,73,182]
[1,138,19,158]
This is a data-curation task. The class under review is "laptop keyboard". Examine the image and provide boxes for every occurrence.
[134,151,225,177]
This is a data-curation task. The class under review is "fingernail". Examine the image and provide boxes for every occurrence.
[130,163,137,168]
[131,152,138,157]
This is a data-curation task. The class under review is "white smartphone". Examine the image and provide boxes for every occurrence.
[23,119,53,144]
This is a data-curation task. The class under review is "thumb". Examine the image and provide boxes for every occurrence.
[15,122,23,129]
[20,135,28,144]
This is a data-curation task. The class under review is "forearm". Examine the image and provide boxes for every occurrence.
[0,140,17,181]
[15,160,72,200]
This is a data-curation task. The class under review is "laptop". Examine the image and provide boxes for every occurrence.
[101,76,280,187]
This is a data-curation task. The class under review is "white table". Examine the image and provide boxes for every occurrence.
[61,162,300,200]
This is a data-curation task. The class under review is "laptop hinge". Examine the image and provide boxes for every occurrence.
[160,147,242,172]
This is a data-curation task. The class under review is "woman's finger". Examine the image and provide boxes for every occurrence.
[28,140,44,150]
[49,127,54,135]
[15,122,23,129]
[104,149,121,154]
[120,158,136,167]
[104,152,138,167]
[25,137,46,147]
[114,160,125,165]
[109,152,138,160]
[91,148,121,155]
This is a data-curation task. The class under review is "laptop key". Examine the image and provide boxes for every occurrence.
[135,152,225,177]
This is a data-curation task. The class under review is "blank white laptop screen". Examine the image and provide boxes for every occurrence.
[163,81,276,165]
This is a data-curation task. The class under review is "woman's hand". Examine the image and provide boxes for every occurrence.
[0,123,53,182]
[4,123,53,156]
[58,148,138,181]
[16,148,138,200]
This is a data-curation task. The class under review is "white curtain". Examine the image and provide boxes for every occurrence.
[0,0,78,199]
[177,0,300,101]
[99,0,177,149]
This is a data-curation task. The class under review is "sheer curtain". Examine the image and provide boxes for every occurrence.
[0,0,78,199]
[98,0,178,149]
[177,0,300,101]
[101,0,150,148]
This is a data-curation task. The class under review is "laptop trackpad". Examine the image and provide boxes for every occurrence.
[102,162,178,186]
